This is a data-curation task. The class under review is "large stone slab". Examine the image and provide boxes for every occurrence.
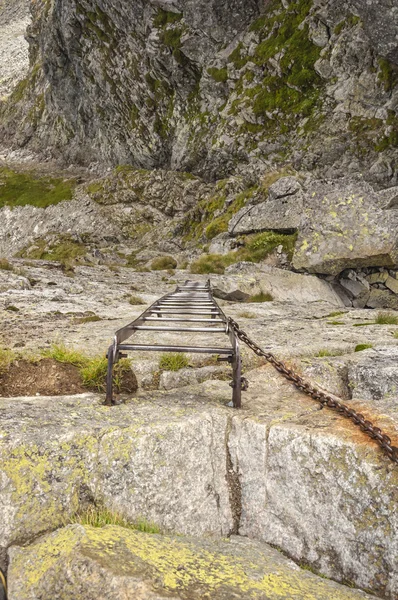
[219,263,345,305]
[7,524,377,600]
[293,180,398,275]
[0,395,234,568]
[228,177,303,235]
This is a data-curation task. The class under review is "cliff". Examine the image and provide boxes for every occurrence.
[1,0,397,185]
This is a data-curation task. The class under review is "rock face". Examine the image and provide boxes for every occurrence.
[7,525,377,600]
[0,379,397,598]
[0,0,30,99]
[229,177,304,235]
[293,179,398,274]
[1,0,397,184]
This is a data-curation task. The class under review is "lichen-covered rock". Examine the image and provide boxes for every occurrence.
[7,525,378,600]
[228,177,303,235]
[0,369,397,597]
[293,179,398,275]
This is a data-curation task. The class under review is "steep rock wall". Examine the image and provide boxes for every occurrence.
[0,0,397,184]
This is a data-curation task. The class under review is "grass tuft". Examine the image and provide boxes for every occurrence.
[315,348,346,357]
[248,292,273,303]
[42,344,133,392]
[73,315,102,324]
[71,505,161,533]
[354,344,373,352]
[151,256,178,271]
[0,258,13,271]
[375,312,398,325]
[129,295,146,305]
[159,352,189,371]
[238,311,257,319]
[0,348,15,373]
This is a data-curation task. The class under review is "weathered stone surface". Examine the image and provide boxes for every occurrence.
[293,180,398,275]
[0,395,234,567]
[0,270,31,292]
[0,366,397,597]
[268,177,302,201]
[159,365,228,390]
[0,196,122,258]
[367,288,398,309]
[0,0,29,99]
[348,346,398,403]
[208,233,237,256]
[366,271,389,284]
[219,263,345,306]
[385,275,398,295]
[7,525,377,600]
[228,177,303,235]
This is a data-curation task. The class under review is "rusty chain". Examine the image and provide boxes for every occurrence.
[228,317,398,465]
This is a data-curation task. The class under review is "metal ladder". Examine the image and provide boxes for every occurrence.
[105,280,243,407]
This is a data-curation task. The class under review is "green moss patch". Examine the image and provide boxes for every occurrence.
[190,231,297,274]
[354,344,373,352]
[207,67,228,83]
[228,0,324,137]
[0,168,76,209]
[18,236,87,265]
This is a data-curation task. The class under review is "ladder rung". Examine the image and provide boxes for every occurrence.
[132,326,226,332]
[150,309,219,314]
[143,317,224,323]
[119,344,233,354]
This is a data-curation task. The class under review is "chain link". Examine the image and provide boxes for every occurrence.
[228,317,398,465]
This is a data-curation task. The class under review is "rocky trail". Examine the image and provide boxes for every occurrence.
[1,0,398,597]
[1,256,398,599]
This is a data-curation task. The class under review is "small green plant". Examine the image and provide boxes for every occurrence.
[41,344,133,392]
[238,311,257,319]
[315,348,346,357]
[0,258,13,271]
[0,347,15,372]
[159,352,189,371]
[324,311,346,318]
[129,295,146,305]
[393,331,398,339]
[190,254,235,275]
[242,231,297,262]
[151,256,178,271]
[375,312,398,325]
[5,305,19,312]
[42,344,87,367]
[327,321,344,326]
[248,292,273,303]
[73,315,102,324]
[354,344,373,352]
[70,505,161,533]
